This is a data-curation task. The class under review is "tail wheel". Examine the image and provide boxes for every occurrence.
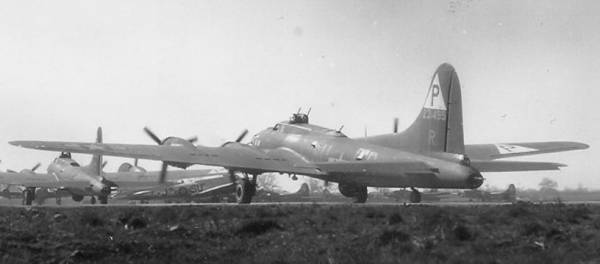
[235,179,255,204]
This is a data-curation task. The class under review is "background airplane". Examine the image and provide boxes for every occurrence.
[117,172,234,203]
[1,128,229,205]
[462,184,517,202]
[11,63,589,204]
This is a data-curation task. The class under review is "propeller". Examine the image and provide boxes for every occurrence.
[143,127,170,184]
[144,127,249,184]
[144,127,198,144]
[144,127,162,144]
[393,118,399,133]
[235,129,249,143]
[102,161,108,169]
[31,163,41,172]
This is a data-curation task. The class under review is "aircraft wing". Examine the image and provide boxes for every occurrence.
[470,160,566,172]
[0,172,89,188]
[465,141,589,160]
[10,141,324,176]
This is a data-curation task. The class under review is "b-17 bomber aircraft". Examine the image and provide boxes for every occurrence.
[11,63,589,204]
[1,128,229,205]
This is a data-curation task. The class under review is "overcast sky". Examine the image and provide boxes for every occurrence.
[0,0,598,191]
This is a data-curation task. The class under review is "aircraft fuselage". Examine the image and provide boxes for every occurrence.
[251,122,483,189]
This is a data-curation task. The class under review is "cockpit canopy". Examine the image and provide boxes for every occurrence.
[52,157,80,167]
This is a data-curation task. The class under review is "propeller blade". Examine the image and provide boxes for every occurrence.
[31,163,41,172]
[101,161,108,169]
[134,158,139,167]
[187,136,198,143]
[235,129,249,143]
[393,118,399,133]
[158,162,168,184]
[144,127,162,145]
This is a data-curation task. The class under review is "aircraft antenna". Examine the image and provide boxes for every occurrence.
[337,125,344,133]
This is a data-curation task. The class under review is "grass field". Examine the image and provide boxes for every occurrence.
[1,203,599,263]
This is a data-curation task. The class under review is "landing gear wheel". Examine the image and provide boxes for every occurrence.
[99,195,108,204]
[72,194,84,202]
[90,196,97,205]
[235,179,255,204]
[354,186,368,203]
[410,188,421,203]
[23,187,36,206]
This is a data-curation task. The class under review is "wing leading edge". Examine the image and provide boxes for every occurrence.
[9,141,324,176]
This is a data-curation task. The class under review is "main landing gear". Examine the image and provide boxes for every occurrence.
[22,187,36,206]
[409,187,421,203]
[338,183,368,203]
[235,175,257,204]
[98,195,108,204]
[88,196,108,205]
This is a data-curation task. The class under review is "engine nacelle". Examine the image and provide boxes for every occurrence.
[90,179,118,196]
[118,163,147,173]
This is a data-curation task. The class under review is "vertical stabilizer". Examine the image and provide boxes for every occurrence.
[88,127,103,175]
[402,63,464,153]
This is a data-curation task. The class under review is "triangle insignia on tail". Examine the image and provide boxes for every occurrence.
[423,73,447,111]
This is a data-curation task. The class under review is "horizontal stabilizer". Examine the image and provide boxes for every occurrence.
[470,160,566,172]
[466,141,589,160]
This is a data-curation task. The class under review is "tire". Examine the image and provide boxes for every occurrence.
[99,196,108,204]
[72,195,84,202]
[235,179,255,204]
[354,186,368,203]
[23,188,35,206]
[410,190,421,203]
[339,183,368,203]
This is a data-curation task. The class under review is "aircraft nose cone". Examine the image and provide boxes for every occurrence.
[468,171,484,189]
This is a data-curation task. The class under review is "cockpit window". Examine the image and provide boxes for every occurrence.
[281,124,310,135]
[70,162,80,167]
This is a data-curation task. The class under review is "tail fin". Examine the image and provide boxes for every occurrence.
[402,63,464,153]
[88,127,103,175]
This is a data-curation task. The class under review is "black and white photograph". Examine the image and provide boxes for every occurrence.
[0,0,598,263]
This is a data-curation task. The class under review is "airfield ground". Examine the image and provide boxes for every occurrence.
[0,202,599,263]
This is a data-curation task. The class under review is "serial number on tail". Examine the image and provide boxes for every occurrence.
[422,108,447,121]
